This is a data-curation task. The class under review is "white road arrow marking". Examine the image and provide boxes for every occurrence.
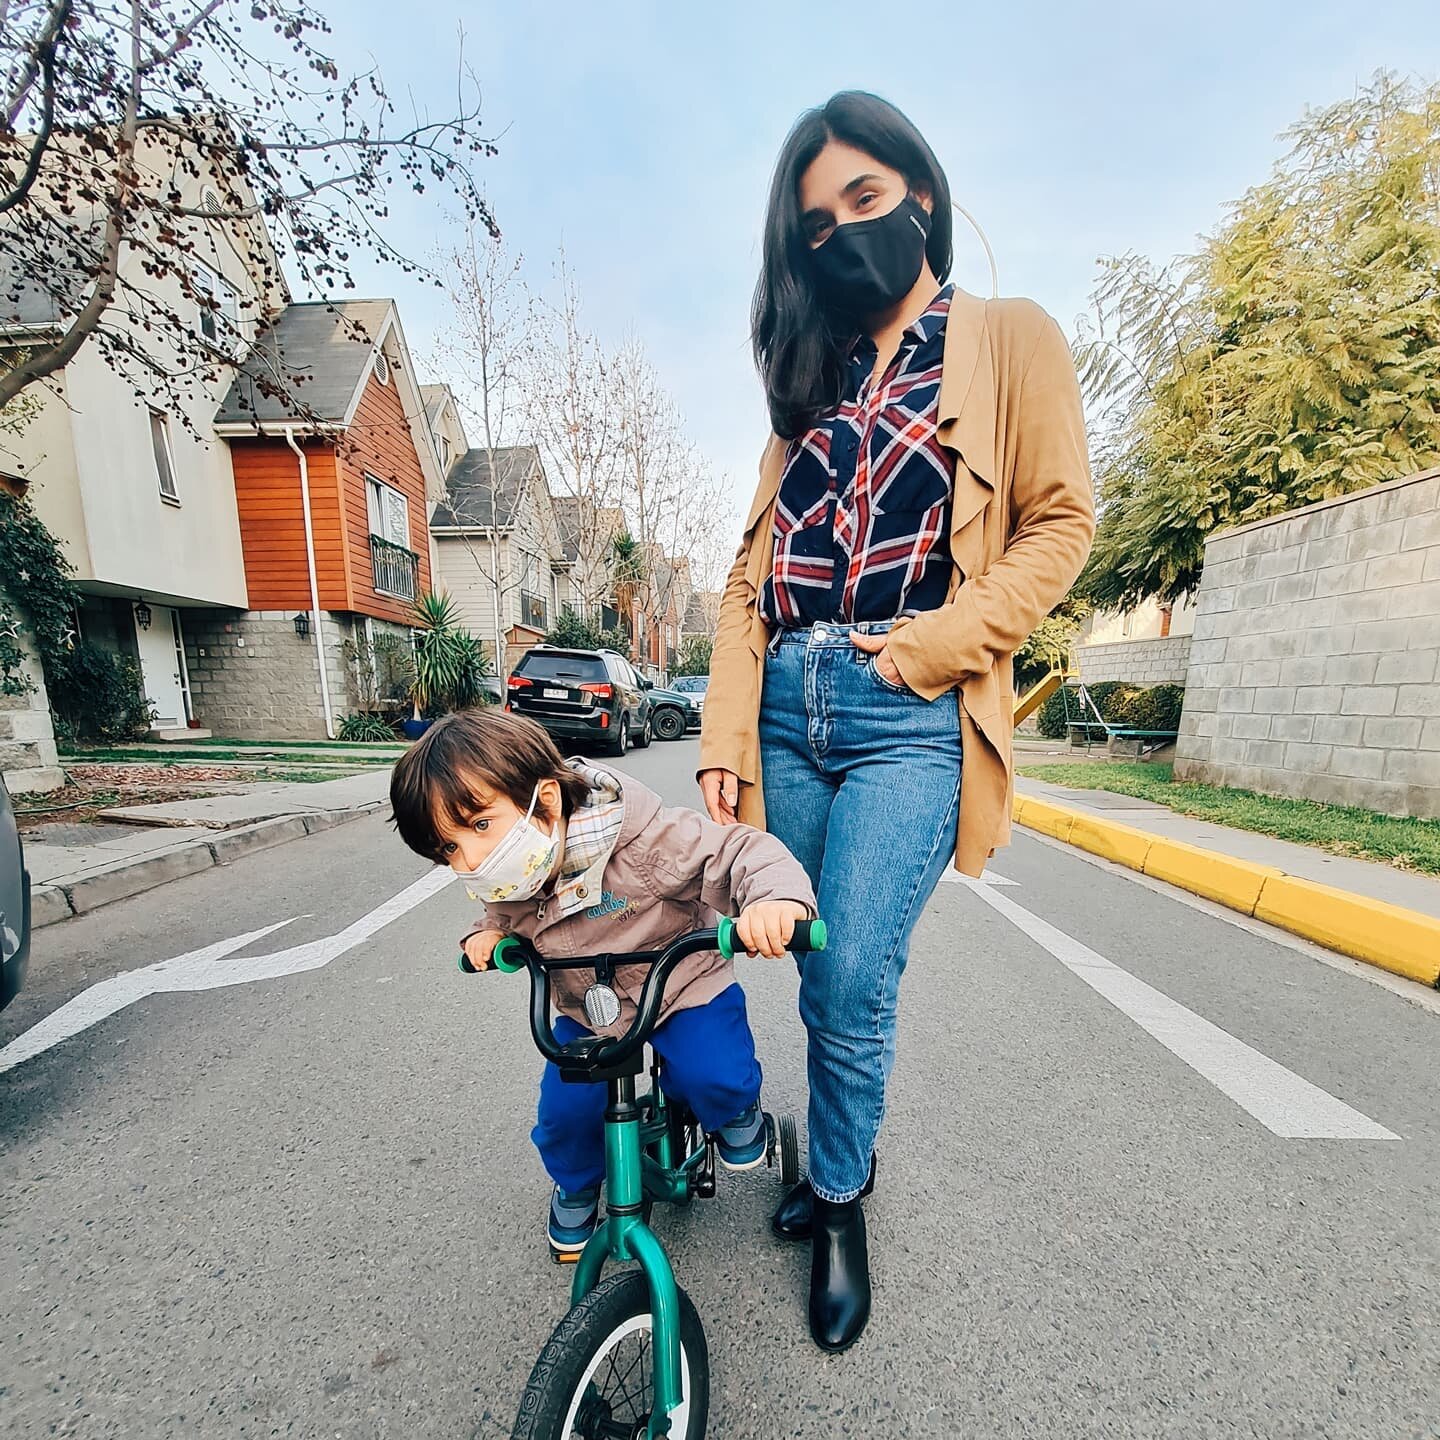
[0,868,455,1076]
[960,878,1399,1141]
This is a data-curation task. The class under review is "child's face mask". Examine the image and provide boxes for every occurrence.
[455,786,561,905]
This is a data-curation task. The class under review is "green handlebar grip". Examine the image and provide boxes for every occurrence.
[491,935,525,974]
[457,951,476,973]
[716,915,739,960]
[791,919,828,954]
[716,915,827,958]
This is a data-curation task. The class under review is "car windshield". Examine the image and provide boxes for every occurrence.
[670,676,708,693]
[517,652,607,683]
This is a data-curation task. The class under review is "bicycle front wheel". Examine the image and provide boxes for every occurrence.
[512,1271,708,1440]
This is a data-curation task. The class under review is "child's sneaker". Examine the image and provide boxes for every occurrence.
[547,1183,600,1259]
[716,1103,767,1171]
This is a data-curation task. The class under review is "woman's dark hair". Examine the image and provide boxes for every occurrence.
[752,91,953,439]
[390,708,590,861]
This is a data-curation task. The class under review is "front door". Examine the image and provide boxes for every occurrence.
[135,605,186,729]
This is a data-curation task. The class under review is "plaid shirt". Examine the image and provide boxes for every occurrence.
[761,286,955,627]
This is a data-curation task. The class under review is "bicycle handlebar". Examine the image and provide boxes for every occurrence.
[457,918,827,1074]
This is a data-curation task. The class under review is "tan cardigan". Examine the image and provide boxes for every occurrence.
[699,291,1095,876]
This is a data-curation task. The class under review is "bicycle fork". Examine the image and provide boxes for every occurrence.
[571,1074,684,1437]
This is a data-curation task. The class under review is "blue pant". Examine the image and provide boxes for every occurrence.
[533,982,763,1193]
[760,622,963,1203]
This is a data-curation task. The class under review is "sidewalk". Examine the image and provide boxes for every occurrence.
[25,770,393,928]
[1013,775,1440,987]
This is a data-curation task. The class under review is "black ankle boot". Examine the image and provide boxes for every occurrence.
[771,1154,877,1242]
[809,1195,871,1352]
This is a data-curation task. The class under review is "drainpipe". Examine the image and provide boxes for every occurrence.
[283,425,336,739]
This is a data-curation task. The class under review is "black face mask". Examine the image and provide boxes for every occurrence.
[810,195,932,319]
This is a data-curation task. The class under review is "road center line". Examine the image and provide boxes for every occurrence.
[960,878,1399,1141]
[0,868,455,1077]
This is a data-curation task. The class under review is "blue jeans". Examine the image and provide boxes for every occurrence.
[532,983,762,1193]
[760,622,963,1203]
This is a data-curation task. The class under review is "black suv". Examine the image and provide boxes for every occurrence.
[506,647,653,757]
[2,775,32,1013]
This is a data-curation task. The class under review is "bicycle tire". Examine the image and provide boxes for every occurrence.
[512,1270,708,1440]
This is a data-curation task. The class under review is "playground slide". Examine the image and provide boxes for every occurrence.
[1013,668,1068,727]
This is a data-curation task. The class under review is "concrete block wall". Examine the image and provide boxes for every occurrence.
[1077,636,1192,687]
[0,590,63,794]
[1175,469,1440,817]
[185,610,357,740]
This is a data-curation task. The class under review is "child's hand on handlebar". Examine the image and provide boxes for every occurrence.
[736,901,810,959]
[461,929,506,972]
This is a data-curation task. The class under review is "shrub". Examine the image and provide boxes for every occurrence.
[1035,680,1146,740]
[50,641,156,743]
[337,712,396,741]
[1115,683,1185,732]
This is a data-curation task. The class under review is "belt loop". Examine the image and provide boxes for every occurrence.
[766,627,783,657]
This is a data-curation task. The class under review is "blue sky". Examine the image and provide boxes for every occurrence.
[327,0,1440,515]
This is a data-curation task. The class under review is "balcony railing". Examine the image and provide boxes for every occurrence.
[371,533,418,601]
[520,590,548,632]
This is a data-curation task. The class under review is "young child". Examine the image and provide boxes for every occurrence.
[390,707,815,1258]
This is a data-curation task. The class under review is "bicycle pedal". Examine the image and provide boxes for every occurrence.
[551,1249,581,1266]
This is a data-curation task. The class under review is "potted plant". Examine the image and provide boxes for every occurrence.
[404,591,492,739]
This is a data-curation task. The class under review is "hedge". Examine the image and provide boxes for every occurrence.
[1036,681,1183,741]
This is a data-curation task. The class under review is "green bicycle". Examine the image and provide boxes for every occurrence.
[461,915,828,1439]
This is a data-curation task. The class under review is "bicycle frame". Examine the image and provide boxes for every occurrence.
[570,1070,687,1435]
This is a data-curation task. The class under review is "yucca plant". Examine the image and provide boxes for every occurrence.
[408,592,493,721]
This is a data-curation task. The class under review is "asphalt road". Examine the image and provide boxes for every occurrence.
[3,739,1437,1439]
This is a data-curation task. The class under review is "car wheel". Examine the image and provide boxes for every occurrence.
[653,706,686,742]
[608,716,630,758]
[633,714,653,749]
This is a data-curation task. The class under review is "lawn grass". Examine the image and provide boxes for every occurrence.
[1017,761,1440,876]
[59,747,395,767]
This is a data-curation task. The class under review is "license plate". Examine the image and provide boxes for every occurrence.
[544,687,569,700]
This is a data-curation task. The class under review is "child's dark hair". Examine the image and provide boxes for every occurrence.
[390,708,591,862]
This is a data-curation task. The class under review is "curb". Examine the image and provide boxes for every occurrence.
[1012,795,1440,989]
[31,802,383,929]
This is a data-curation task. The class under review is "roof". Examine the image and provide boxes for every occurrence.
[431,444,541,529]
[420,383,450,429]
[214,299,394,426]
[0,217,105,334]
[683,591,720,635]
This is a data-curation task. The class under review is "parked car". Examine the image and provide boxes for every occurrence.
[506,647,653,757]
[644,683,702,741]
[1,775,32,1013]
[668,674,709,719]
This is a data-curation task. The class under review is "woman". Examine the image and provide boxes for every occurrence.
[699,92,1094,1353]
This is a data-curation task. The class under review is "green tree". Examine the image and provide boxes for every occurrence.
[1077,72,1440,608]
[672,635,713,677]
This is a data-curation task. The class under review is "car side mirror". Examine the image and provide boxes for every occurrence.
[640,678,654,690]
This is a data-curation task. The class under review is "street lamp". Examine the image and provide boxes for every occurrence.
[293,612,311,640]
[134,597,152,631]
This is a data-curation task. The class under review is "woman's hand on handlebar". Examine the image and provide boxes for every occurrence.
[460,928,506,973]
[699,768,740,827]
[737,900,810,959]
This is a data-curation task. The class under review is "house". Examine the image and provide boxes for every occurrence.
[637,554,691,681]
[202,298,446,738]
[551,495,626,632]
[2,147,287,741]
[682,590,720,641]
[430,444,569,678]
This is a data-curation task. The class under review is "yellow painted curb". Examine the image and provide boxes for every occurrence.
[1142,837,1282,916]
[1012,794,1440,989]
[1254,875,1440,988]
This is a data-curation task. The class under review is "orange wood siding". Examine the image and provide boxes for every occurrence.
[337,369,433,625]
[229,440,352,609]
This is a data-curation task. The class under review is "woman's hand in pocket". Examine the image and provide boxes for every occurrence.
[849,630,907,690]
[700,768,741,826]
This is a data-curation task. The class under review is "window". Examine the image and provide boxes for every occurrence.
[365,475,411,549]
[149,410,179,502]
[438,434,451,470]
[193,262,241,351]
